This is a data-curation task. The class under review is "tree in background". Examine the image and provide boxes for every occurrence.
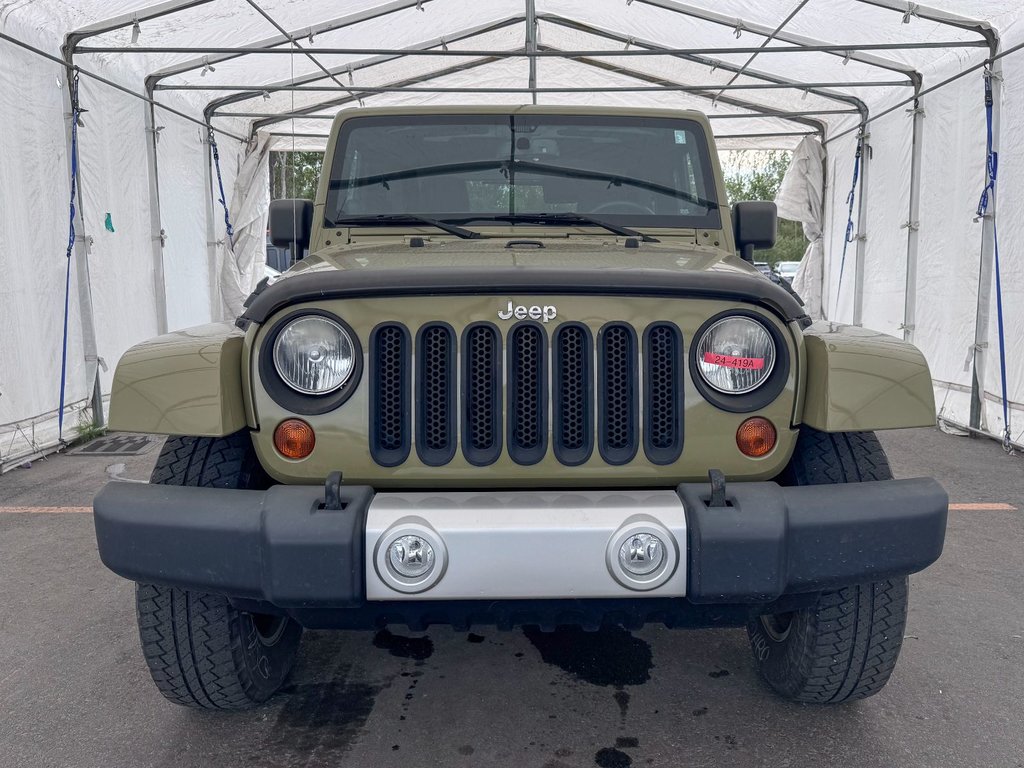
[721,150,808,266]
[270,151,323,201]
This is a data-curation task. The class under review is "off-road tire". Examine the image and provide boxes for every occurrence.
[746,428,909,704]
[136,432,302,710]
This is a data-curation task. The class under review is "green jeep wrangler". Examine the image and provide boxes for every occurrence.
[94,106,947,710]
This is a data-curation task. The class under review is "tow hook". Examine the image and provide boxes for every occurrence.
[708,468,727,508]
[324,470,345,510]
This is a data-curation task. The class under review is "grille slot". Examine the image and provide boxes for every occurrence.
[598,323,638,465]
[416,323,456,466]
[462,323,502,466]
[507,323,547,465]
[644,323,684,464]
[553,323,593,466]
[369,323,410,466]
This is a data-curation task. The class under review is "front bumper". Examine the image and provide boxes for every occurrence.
[94,477,947,622]
[95,473,947,614]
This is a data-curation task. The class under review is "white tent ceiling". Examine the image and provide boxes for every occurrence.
[2,0,1024,468]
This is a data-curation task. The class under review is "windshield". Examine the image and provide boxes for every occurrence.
[325,114,721,230]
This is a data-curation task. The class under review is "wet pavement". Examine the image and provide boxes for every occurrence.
[1,427,1022,768]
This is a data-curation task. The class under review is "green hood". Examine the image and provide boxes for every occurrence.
[238,237,806,328]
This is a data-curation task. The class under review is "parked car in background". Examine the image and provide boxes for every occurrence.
[776,260,801,283]
[754,261,774,277]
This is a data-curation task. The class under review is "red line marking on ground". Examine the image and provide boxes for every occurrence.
[948,503,1017,511]
[0,506,92,514]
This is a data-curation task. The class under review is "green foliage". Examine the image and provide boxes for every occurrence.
[74,417,106,444]
[721,150,808,267]
[270,151,324,201]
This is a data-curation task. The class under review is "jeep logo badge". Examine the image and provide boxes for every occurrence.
[498,301,557,323]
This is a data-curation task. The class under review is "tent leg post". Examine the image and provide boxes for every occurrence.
[903,91,924,343]
[90,369,105,429]
[60,48,103,434]
[144,88,169,336]
[852,129,870,327]
[970,58,1002,433]
[203,129,221,321]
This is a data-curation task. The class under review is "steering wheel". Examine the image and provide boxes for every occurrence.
[590,200,657,216]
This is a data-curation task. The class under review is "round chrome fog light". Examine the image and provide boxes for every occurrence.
[606,517,678,591]
[618,533,665,576]
[388,535,435,579]
[374,519,447,594]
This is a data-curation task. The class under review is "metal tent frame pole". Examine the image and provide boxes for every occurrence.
[537,16,870,120]
[161,79,910,93]
[76,41,986,57]
[57,45,104,431]
[143,92,170,337]
[626,0,924,84]
[193,17,527,115]
[525,0,538,105]
[852,127,870,327]
[970,51,1003,432]
[902,87,925,343]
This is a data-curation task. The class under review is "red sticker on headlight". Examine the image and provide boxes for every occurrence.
[703,352,765,370]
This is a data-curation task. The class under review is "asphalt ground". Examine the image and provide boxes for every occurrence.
[0,427,1021,768]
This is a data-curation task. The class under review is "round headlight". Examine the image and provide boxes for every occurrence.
[695,316,776,394]
[273,315,355,395]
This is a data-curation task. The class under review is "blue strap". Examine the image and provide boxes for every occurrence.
[58,72,80,442]
[208,127,234,248]
[975,71,1012,451]
[832,138,862,317]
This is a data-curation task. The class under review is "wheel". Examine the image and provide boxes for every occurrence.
[746,428,910,704]
[135,432,303,710]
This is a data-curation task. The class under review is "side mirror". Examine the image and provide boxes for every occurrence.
[733,201,778,263]
[269,199,314,252]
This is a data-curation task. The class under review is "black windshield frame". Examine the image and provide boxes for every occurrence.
[324,113,722,231]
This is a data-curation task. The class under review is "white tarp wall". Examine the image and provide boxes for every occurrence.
[2,0,1024,469]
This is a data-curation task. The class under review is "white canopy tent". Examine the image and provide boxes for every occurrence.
[1,0,1022,469]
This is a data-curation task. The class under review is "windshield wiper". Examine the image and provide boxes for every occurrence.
[330,159,718,211]
[331,214,481,240]
[476,213,659,243]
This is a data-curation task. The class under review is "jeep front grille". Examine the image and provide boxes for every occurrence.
[369,321,683,468]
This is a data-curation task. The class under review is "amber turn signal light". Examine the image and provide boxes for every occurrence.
[737,417,776,458]
[274,419,315,459]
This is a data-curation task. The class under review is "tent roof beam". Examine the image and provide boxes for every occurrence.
[220,109,850,120]
[628,0,922,85]
[195,13,880,124]
[244,55,508,132]
[79,41,987,57]
[711,0,811,100]
[165,79,908,93]
[539,15,869,120]
[265,129,820,142]
[143,0,439,88]
[853,0,997,48]
[201,16,525,116]
[563,53,829,136]
[64,0,213,52]
[227,50,833,138]
[240,0,357,103]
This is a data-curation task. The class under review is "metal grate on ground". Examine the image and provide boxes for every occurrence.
[66,433,161,456]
